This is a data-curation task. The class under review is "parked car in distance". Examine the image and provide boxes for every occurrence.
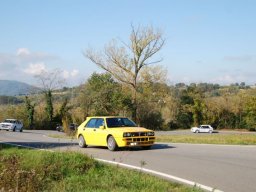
[0,119,23,132]
[191,125,213,133]
[77,116,155,151]
[56,123,77,132]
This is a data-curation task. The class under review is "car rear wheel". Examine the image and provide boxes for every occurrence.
[20,128,23,132]
[78,135,87,148]
[13,127,16,132]
[107,136,118,151]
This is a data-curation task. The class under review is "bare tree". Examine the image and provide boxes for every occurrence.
[85,25,165,120]
[35,69,65,92]
[35,69,65,125]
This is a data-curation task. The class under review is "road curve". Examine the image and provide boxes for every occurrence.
[0,130,256,192]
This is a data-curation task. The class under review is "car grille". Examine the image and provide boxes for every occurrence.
[123,136,155,146]
[1,124,10,128]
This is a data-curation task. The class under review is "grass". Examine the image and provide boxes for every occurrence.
[156,134,256,145]
[0,144,202,192]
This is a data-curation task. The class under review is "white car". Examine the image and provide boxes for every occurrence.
[0,119,23,132]
[191,125,213,133]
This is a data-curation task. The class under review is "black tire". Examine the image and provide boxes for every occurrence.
[107,136,118,151]
[195,130,199,133]
[78,135,87,148]
[13,127,16,132]
[20,128,23,132]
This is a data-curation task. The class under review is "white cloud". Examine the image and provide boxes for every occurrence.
[17,48,30,56]
[23,63,47,75]
[62,69,79,79]
[71,69,79,77]
[62,70,70,79]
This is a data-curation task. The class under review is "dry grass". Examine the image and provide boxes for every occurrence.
[156,134,256,145]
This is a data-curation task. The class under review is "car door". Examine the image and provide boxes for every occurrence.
[16,121,22,130]
[83,118,97,145]
[83,118,107,146]
[88,118,107,146]
[202,125,209,133]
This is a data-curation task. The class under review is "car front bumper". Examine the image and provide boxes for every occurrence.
[116,136,156,147]
[0,127,13,131]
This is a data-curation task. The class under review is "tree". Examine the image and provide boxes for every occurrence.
[45,90,53,122]
[25,96,35,129]
[78,73,131,116]
[245,96,256,128]
[35,69,65,128]
[85,25,165,121]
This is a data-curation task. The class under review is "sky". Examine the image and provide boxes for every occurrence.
[0,0,255,87]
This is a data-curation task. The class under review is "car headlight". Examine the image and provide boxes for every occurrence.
[123,132,132,137]
[147,132,155,136]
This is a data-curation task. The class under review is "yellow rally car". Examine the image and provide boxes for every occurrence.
[77,116,155,151]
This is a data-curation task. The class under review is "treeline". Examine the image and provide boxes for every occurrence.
[0,72,256,131]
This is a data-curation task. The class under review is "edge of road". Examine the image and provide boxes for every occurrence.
[0,141,223,192]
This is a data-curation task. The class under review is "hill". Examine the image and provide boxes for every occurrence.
[0,80,39,96]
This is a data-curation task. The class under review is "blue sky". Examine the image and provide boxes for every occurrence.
[0,0,255,86]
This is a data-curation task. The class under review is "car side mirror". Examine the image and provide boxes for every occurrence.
[99,125,105,130]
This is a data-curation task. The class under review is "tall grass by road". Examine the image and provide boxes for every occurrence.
[157,134,256,145]
[0,144,202,192]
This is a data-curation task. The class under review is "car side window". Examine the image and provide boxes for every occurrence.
[85,118,97,128]
[95,118,104,128]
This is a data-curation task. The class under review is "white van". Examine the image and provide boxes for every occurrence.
[0,119,23,132]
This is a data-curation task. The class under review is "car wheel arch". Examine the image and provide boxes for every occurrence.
[78,134,87,148]
[107,135,119,151]
[106,134,114,144]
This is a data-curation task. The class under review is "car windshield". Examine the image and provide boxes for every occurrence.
[4,120,15,123]
[106,118,137,128]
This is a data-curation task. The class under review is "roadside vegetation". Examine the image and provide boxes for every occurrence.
[157,134,256,145]
[0,25,256,133]
[0,144,202,192]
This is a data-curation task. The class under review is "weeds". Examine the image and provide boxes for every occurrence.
[0,143,202,192]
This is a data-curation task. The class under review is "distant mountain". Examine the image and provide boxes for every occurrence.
[0,80,39,96]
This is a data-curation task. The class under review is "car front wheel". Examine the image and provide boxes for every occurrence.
[107,136,118,151]
[78,135,87,148]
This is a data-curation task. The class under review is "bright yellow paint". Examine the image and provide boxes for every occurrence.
[77,116,155,150]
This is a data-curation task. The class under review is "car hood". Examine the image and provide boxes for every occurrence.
[109,127,153,132]
[123,127,152,132]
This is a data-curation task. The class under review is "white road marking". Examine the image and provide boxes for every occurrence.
[1,141,223,192]
[96,158,223,192]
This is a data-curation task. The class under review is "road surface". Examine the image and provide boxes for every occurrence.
[0,130,256,192]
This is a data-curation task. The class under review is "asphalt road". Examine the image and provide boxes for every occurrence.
[1,130,256,192]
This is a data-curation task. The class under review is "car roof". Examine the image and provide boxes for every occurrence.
[5,119,18,121]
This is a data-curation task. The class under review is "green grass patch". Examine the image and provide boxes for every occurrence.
[0,143,202,192]
[157,134,256,145]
